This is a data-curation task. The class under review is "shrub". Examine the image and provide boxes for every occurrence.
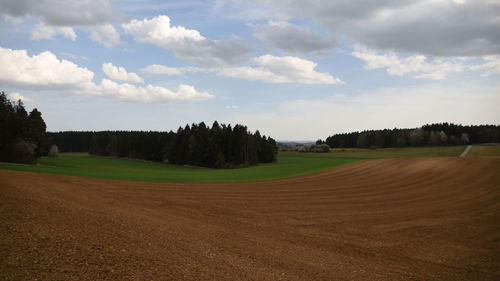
[11,140,37,164]
[47,145,59,157]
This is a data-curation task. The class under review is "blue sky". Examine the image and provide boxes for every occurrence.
[1,0,499,140]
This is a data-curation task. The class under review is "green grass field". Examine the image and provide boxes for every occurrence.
[0,146,466,182]
[0,152,357,182]
[467,145,500,157]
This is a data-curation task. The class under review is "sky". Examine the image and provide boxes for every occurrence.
[0,0,499,141]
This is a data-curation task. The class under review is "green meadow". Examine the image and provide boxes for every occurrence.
[0,146,466,183]
[467,145,500,157]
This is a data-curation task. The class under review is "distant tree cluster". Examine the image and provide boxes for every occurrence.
[0,92,48,164]
[323,123,500,148]
[47,131,94,153]
[279,143,330,153]
[49,122,278,168]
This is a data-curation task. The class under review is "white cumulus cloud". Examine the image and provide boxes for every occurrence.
[140,64,204,76]
[90,24,122,48]
[102,62,144,83]
[220,55,343,84]
[83,79,214,103]
[351,46,464,80]
[122,15,252,67]
[0,46,94,89]
[31,22,76,41]
[0,46,215,104]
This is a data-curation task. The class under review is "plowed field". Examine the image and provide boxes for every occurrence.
[1,157,499,280]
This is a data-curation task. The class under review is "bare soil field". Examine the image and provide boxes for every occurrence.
[1,157,499,281]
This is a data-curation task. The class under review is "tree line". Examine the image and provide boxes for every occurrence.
[49,122,278,168]
[0,92,48,164]
[321,123,500,148]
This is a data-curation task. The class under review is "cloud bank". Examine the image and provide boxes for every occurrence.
[258,0,500,57]
[0,47,214,103]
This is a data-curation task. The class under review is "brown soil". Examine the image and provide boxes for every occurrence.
[1,157,499,281]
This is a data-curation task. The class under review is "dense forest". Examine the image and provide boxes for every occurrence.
[0,92,48,164]
[49,122,278,168]
[321,123,500,148]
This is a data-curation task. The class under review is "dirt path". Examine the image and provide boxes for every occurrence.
[460,145,473,157]
[1,157,499,281]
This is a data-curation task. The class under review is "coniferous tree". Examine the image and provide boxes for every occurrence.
[325,123,500,148]
[0,92,48,164]
[47,121,278,168]
[27,109,49,157]
[0,93,13,160]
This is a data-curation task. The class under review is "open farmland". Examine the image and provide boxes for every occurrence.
[1,157,499,281]
[0,145,465,182]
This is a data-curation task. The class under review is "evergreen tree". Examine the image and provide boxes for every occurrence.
[324,123,500,148]
[47,121,278,169]
[0,92,49,164]
[27,109,49,157]
[0,93,13,160]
